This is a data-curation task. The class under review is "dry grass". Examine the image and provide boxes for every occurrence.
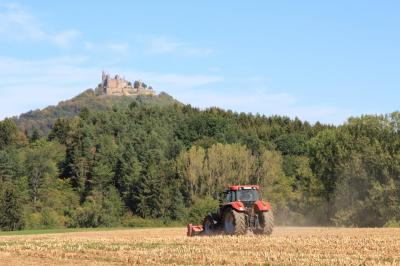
[0,227,400,265]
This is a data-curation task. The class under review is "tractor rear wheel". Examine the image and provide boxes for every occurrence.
[223,209,246,235]
[255,210,274,235]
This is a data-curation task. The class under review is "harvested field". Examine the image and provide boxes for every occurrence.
[0,227,400,265]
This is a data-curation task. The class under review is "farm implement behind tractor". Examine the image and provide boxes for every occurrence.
[187,185,274,236]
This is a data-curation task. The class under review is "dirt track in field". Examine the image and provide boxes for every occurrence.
[0,227,400,265]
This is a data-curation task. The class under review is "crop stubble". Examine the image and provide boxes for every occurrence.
[0,227,399,265]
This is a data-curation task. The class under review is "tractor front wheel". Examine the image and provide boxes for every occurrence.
[223,209,246,235]
[254,210,274,235]
[202,216,215,235]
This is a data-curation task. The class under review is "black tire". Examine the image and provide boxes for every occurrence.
[202,215,215,235]
[254,210,274,235]
[223,208,246,235]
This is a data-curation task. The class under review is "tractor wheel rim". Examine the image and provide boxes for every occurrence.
[224,213,235,234]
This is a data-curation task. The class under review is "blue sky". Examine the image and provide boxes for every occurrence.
[0,1,399,124]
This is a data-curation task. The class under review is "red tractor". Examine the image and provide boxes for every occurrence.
[187,185,273,236]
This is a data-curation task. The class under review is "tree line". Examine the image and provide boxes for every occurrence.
[1,101,400,230]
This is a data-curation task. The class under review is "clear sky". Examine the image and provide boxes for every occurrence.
[0,1,399,124]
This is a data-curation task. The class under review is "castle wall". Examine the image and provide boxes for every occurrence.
[100,72,155,96]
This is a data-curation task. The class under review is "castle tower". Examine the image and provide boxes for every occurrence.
[98,71,155,96]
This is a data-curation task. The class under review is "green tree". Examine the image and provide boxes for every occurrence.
[308,129,350,222]
[48,118,71,144]
[275,133,307,156]
[75,188,123,227]
[205,143,255,194]
[0,119,18,149]
[114,143,142,203]
[24,140,64,204]
[255,149,294,221]
[0,148,21,183]
[0,182,24,230]
[176,146,205,197]
[134,164,166,219]
[187,197,219,224]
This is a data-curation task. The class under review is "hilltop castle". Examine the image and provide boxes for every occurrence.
[96,71,155,96]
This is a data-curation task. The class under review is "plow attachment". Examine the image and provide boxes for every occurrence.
[187,224,204,237]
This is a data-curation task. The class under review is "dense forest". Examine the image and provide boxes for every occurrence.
[1,91,400,231]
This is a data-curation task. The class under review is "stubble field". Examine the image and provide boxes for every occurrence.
[0,227,400,265]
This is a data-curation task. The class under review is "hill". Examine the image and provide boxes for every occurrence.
[0,82,400,232]
[12,89,179,135]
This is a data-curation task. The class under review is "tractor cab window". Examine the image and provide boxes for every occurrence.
[225,191,236,202]
[236,189,260,202]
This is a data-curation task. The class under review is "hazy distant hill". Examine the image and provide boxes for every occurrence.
[12,89,179,135]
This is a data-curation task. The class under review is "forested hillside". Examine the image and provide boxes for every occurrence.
[1,93,400,231]
[13,89,178,135]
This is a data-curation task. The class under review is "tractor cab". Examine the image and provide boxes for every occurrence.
[224,185,261,204]
[215,185,261,215]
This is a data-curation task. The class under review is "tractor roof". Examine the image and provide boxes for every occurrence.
[229,185,260,191]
